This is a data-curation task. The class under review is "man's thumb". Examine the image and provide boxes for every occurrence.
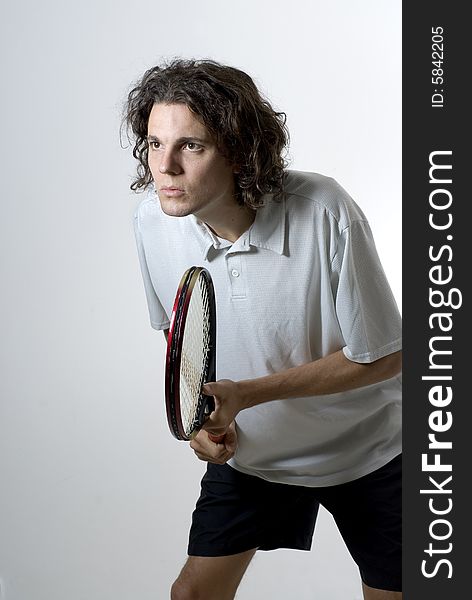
[202,382,215,395]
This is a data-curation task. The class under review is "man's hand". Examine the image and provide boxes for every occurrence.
[201,379,246,438]
[190,421,238,464]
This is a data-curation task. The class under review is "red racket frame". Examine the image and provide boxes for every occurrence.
[165,267,219,441]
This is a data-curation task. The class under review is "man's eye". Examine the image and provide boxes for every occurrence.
[185,142,202,151]
[149,141,160,150]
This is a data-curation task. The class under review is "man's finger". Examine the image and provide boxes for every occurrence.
[202,382,216,395]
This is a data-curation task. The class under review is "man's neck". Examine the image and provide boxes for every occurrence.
[199,204,256,243]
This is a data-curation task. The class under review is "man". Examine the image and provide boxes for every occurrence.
[125,59,402,599]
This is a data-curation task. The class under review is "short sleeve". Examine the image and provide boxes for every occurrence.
[331,219,402,363]
[133,213,170,331]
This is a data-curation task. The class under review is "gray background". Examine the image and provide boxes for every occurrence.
[0,1,401,598]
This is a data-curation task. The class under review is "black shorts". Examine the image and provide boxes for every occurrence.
[188,454,402,592]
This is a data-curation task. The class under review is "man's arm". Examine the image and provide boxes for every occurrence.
[201,349,402,437]
[239,349,401,405]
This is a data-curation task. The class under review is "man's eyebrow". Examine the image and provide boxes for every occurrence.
[146,135,209,144]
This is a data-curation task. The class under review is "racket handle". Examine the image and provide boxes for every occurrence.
[201,393,225,443]
[208,433,226,444]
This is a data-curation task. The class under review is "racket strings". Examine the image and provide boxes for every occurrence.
[180,276,211,435]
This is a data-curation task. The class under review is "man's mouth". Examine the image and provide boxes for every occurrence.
[160,186,185,197]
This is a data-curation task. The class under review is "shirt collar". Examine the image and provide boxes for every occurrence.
[190,194,286,260]
[248,193,286,255]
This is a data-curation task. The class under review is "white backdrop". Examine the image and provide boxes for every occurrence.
[0,1,401,599]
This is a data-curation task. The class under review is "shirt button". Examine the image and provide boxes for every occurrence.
[231,269,240,277]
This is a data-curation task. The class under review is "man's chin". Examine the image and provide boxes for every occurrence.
[158,198,193,218]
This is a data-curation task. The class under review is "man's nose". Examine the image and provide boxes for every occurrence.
[159,149,183,175]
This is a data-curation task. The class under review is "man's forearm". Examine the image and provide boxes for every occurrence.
[237,350,402,409]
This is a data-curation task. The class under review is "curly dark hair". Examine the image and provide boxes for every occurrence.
[122,59,290,209]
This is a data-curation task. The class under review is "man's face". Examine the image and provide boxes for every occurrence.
[147,103,238,221]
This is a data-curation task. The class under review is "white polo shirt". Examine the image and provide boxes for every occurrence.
[134,170,402,487]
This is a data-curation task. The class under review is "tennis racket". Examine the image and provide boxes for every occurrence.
[165,266,225,443]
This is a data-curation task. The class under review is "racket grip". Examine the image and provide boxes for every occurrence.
[201,394,225,443]
[208,433,226,444]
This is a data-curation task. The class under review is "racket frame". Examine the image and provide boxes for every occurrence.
[165,266,217,441]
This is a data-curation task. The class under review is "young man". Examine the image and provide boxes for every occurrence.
[125,59,402,599]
